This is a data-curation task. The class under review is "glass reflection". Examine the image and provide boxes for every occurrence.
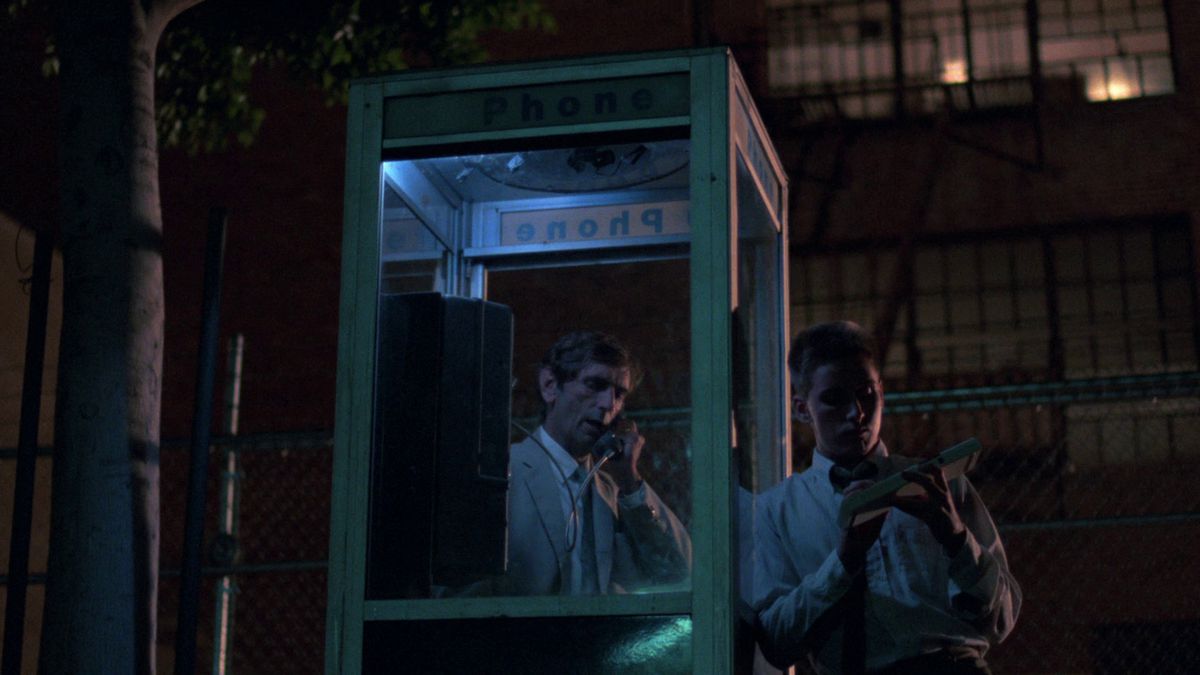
[490,262,693,596]
[364,615,692,673]
[371,139,693,598]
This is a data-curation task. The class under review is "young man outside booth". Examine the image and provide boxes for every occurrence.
[504,330,692,595]
[753,321,1021,674]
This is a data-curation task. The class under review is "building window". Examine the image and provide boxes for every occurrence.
[767,0,1175,120]
[791,220,1199,467]
[1039,0,1174,101]
[793,222,1197,382]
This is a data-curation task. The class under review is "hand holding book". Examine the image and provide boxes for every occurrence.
[837,438,982,529]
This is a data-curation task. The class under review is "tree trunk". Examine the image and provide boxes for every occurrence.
[41,2,164,672]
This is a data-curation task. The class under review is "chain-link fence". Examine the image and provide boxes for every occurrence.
[876,373,1200,674]
[152,377,1198,675]
[8,374,1197,673]
[157,432,332,675]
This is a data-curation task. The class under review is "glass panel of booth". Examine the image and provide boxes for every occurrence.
[730,72,790,673]
[732,150,787,583]
[368,136,695,605]
[729,87,789,473]
[379,178,450,293]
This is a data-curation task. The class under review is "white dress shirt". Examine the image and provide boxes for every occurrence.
[752,442,1021,673]
[535,427,648,594]
[536,427,597,594]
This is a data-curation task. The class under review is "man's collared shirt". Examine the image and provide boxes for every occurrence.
[752,442,1021,673]
[535,426,597,594]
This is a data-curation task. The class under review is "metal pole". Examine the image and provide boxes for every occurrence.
[175,207,228,675]
[2,228,54,675]
[692,0,712,48]
[960,0,978,109]
[1026,0,1046,167]
[211,334,244,675]
[890,0,907,118]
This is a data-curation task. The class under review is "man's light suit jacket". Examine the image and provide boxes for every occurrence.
[504,435,693,595]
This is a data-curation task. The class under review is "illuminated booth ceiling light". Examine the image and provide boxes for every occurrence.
[415,140,690,200]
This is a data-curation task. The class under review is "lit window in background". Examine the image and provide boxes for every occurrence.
[1040,0,1173,103]
[942,58,969,85]
[765,0,1174,119]
[1100,79,1133,101]
[1072,57,1141,102]
[1084,61,1137,102]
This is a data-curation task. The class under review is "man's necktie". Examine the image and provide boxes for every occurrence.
[830,461,875,671]
[829,460,879,492]
[567,465,599,594]
[841,571,868,675]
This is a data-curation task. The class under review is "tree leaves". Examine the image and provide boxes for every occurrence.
[153,0,556,153]
[7,0,556,154]
[154,23,264,153]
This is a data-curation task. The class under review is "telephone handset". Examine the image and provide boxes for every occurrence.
[591,415,626,460]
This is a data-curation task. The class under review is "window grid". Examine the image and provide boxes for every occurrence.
[791,222,1198,466]
[767,0,1174,119]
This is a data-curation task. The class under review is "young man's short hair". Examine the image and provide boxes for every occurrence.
[787,321,876,397]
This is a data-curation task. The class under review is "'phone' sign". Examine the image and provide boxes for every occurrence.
[499,202,689,247]
[384,74,689,139]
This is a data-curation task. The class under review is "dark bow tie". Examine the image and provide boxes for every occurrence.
[829,460,878,492]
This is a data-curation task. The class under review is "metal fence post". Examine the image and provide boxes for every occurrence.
[175,207,228,675]
[211,334,244,675]
[2,228,54,675]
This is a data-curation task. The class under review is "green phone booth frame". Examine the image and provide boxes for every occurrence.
[328,48,791,674]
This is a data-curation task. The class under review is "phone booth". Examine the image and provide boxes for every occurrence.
[328,48,791,674]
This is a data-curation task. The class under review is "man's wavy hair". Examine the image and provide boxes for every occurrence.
[538,331,643,418]
[787,321,876,398]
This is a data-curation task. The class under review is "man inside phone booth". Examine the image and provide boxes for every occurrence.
[505,330,692,595]
[752,321,1021,674]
